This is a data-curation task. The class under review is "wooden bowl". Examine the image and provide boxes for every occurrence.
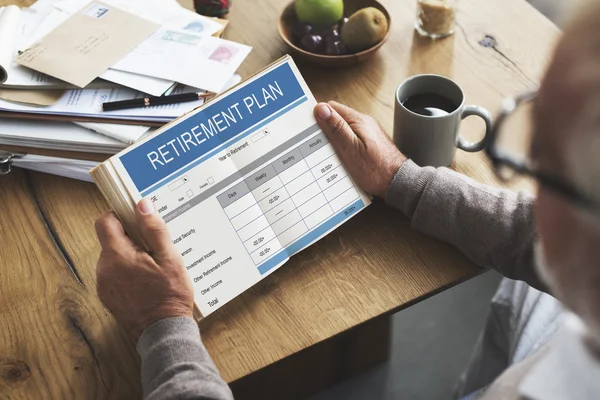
[278,0,391,67]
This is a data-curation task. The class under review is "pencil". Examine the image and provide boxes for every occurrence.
[102,92,212,112]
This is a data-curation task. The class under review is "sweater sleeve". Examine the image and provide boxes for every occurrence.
[385,160,548,293]
[137,316,233,400]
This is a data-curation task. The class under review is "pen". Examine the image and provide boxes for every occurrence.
[102,92,212,112]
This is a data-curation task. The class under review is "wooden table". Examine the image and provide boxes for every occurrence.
[0,0,559,398]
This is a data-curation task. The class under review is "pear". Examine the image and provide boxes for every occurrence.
[341,7,388,53]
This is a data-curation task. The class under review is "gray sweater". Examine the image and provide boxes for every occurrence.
[137,160,542,399]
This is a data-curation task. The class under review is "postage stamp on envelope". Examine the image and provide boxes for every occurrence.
[208,45,239,65]
[183,21,205,33]
[83,3,110,19]
[162,30,201,46]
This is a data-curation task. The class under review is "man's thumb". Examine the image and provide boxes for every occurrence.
[135,198,175,260]
[314,103,355,149]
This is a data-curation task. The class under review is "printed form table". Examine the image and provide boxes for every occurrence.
[217,132,361,272]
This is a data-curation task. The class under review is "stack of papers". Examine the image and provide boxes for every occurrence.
[11,154,99,182]
[0,119,128,153]
[0,0,251,158]
[0,85,206,124]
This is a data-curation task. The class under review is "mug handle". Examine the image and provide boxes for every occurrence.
[457,105,493,152]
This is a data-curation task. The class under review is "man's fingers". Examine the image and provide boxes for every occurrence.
[328,101,375,142]
[95,211,136,253]
[327,101,364,122]
[135,198,176,260]
[314,102,360,153]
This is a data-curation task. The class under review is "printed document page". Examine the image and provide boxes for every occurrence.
[109,58,371,316]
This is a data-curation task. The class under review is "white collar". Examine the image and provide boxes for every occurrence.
[519,314,600,400]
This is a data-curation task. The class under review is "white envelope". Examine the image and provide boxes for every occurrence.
[112,30,252,93]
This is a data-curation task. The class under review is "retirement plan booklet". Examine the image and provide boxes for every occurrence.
[91,56,371,318]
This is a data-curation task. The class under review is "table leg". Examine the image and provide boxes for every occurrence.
[230,314,392,400]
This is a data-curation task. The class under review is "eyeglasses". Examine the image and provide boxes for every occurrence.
[485,90,600,211]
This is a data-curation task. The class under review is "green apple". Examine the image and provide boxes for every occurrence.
[295,0,344,26]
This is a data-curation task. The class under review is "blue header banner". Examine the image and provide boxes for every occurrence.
[120,62,306,192]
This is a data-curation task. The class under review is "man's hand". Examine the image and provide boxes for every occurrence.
[314,101,407,198]
[95,199,194,341]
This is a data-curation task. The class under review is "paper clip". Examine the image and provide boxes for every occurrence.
[0,151,25,175]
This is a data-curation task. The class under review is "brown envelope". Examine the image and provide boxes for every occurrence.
[15,2,159,88]
[0,89,65,106]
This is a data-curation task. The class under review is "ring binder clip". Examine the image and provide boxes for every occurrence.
[0,152,25,175]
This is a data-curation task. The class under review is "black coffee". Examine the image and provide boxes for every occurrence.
[402,93,458,117]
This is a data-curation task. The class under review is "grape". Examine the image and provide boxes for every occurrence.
[324,28,340,47]
[292,22,313,41]
[311,22,337,37]
[300,34,323,54]
[324,40,346,56]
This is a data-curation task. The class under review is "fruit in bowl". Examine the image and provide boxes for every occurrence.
[342,7,388,52]
[291,0,388,56]
[295,0,344,26]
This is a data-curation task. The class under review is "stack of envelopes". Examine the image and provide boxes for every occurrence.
[0,0,250,154]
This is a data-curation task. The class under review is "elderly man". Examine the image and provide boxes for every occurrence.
[94,2,600,399]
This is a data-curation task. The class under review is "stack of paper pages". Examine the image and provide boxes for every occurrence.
[0,0,251,155]
[0,85,208,125]
[3,152,100,182]
[0,119,140,153]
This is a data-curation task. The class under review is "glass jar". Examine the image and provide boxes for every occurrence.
[415,0,458,39]
[193,0,232,18]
